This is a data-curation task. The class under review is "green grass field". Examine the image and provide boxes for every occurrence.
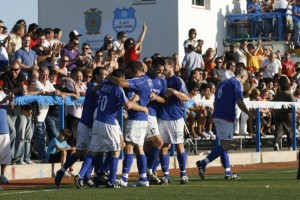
[1,167,300,200]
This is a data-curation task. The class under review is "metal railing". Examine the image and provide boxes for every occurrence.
[226,12,284,42]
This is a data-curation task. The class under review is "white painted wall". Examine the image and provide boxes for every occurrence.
[178,0,246,61]
[38,0,246,61]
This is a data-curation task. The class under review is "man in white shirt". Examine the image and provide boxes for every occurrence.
[33,66,61,162]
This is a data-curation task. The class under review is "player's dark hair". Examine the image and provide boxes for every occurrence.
[111,69,125,78]
[126,60,143,75]
[152,57,165,69]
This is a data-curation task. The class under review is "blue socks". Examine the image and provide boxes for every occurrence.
[147,147,160,174]
[100,153,111,174]
[137,154,147,182]
[108,156,119,184]
[159,153,170,178]
[94,154,104,175]
[201,145,224,168]
[152,159,160,173]
[121,154,134,182]
[79,154,93,178]
[177,150,187,177]
[221,150,232,176]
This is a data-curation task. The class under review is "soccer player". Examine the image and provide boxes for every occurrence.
[109,60,152,187]
[196,68,253,180]
[74,69,148,188]
[55,67,108,187]
[157,57,189,185]
[144,57,167,184]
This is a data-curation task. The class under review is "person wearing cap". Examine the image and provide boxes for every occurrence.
[61,30,82,71]
[113,31,126,57]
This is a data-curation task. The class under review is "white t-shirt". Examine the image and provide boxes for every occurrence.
[34,80,56,122]
[260,59,282,79]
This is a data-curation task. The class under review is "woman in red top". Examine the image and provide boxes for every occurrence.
[123,23,147,64]
[203,47,217,78]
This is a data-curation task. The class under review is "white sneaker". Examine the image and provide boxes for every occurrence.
[200,131,210,138]
[64,171,72,178]
[18,161,27,165]
[206,131,216,138]
[240,131,249,136]
[180,175,189,184]
[26,160,35,164]
[0,175,10,184]
[115,177,128,187]
[132,180,149,187]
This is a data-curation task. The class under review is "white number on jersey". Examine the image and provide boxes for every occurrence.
[98,95,108,111]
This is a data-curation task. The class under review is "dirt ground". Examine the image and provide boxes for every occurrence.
[0,161,297,190]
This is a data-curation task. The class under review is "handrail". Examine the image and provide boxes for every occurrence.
[11,96,298,155]
[183,99,298,153]
[225,12,285,42]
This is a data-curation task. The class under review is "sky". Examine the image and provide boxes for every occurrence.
[0,0,38,31]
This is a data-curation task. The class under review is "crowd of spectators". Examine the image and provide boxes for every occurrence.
[183,27,298,153]
[0,11,299,183]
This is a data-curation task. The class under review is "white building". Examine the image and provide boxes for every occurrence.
[38,0,246,61]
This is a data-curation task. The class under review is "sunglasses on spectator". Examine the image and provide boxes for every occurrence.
[216,62,222,63]
[73,42,79,46]
[61,60,69,62]
[86,75,92,78]
[82,47,89,50]
[230,46,237,47]
[97,54,103,57]
[10,68,20,71]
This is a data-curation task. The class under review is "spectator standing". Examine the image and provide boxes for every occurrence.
[32,33,55,67]
[123,23,147,65]
[210,57,224,86]
[27,23,39,49]
[221,61,236,81]
[0,60,26,163]
[6,24,25,61]
[183,28,198,54]
[224,42,239,64]
[61,30,82,72]
[260,52,282,79]
[203,48,217,80]
[292,0,300,48]
[91,50,104,70]
[113,31,126,65]
[273,77,296,151]
[15,34,39,78]
[33,67,62,162]
[281,52,296,78]
[182,45,204,76]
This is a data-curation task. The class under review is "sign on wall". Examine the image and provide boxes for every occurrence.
[113,7,136,33]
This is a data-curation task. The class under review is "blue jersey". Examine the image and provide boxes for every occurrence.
[127,75,152,121]
[158,75,188,120]
[95,80,128,125]
[147,75,167,116]
[213,77,243,122]
[79,82,100,128]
